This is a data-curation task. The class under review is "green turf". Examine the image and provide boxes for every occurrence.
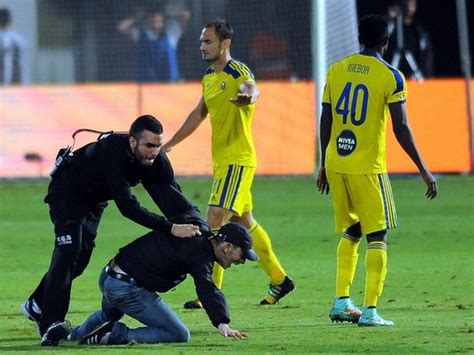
[0,175,473,353]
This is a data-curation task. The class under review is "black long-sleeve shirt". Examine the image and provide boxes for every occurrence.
[45,134,182,233]
[115,211,230,328]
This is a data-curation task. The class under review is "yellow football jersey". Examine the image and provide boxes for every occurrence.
[202,59,257,167]
[322,50,407,174]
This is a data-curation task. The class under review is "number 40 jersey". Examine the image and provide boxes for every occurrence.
[322,49,407,174]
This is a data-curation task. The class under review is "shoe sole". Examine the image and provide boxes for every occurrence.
[21,301,38,322]
[79,321,114,345]
[40,321,72,346]
[41,338,59,346]
[259,283,296,305]
[47,322,70,341]
[329,310,361,323]
[21,301,41,335]
[358,321,394,327]
[259,299,275,305]
[183,301,203,309]
[330,315,359,323]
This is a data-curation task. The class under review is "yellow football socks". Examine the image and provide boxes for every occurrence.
[364,241,387,307]
[335,234,361,297]
[250,221,286,286]
[211,227,225,288]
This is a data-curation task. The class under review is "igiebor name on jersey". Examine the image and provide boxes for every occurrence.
[347,64,370,74]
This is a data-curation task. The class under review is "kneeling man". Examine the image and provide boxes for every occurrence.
[64,210,257,345]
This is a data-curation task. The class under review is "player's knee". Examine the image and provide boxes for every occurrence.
[366,229,387,243]
[345,222,362,239]
[231,212,254,229]
[53,237,82,260]
[207,207,232,228]
[72,265,86,278]
[49,246,82,277]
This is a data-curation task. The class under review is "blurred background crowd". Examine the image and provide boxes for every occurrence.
[0,0,472,85]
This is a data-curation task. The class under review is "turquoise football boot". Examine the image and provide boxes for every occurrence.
[358,307,394,327]
[329,297,362,323]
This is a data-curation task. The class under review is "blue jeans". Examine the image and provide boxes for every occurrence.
[70,268,190,344]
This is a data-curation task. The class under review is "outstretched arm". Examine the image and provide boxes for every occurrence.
[162,97,208,152]
[190,264,247,340]
[389,102,438,199]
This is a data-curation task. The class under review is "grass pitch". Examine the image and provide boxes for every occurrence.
[0,175,473,353]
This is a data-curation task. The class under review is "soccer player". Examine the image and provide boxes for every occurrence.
[163,18,294,308]
[316,15,438,326]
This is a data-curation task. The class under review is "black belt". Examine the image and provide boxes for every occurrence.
[105,262,138,286]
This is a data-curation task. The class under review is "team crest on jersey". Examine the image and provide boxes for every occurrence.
[220,81,226,90]
[336,130,357,156]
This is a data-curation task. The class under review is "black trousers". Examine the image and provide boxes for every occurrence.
[29,197,107,335]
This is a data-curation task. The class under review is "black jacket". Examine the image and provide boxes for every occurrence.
[115,211,230,328]
[45,134,183,233]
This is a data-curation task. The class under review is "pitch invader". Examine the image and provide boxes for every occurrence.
[317,15,438,326]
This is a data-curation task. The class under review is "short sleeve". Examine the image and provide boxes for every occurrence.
[322,68,331,104]
[386,68,408,104]
[225,61,255,87]
[237,66,255,88]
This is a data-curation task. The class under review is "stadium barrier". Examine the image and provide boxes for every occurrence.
[0,79,471,178]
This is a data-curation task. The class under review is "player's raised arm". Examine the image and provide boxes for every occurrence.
[389,101,438,199]
[162,96,208,152]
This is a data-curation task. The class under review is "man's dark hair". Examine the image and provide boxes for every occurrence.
[204,18,233,41]
[147,5,164,17]
[0,8,11,28]
[385,0,402,7]
[129,115,163,139]
[358,15,389,49]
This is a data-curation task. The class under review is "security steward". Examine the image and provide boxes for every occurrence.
[22,115,201,346]
[67,209,257,345]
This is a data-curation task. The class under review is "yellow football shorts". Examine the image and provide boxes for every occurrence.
[326,170,398,235]
[208,164,255,216]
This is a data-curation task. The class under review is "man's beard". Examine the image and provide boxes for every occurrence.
[204,55,219,63]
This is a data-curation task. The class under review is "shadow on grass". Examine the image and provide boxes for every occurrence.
[0,309,94,319]
[0,342,232,352]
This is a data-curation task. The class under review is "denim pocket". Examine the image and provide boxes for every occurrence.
[103,276,146,314]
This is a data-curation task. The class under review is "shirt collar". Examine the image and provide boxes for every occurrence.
[360,49,382,59]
